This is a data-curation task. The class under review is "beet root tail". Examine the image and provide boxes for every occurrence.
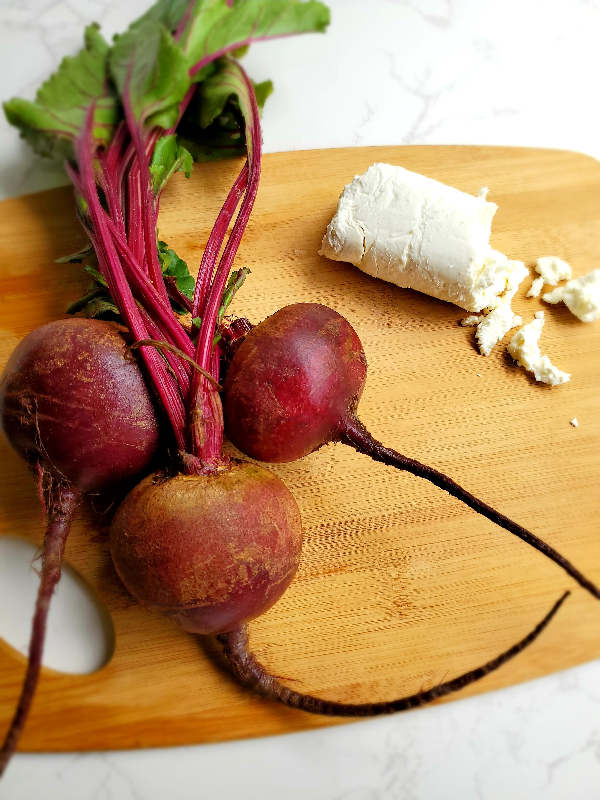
[217,591,568,717]
[342,417,600,601]
[0,481,79,777]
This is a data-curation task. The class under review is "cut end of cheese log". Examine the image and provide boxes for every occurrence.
[319,163,527,313]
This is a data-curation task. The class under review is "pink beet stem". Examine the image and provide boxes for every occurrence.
[105,217,195,359]
[186,64,261,465]
[191,163,249,322]
[77,107,187,448]
[122,94,168,303]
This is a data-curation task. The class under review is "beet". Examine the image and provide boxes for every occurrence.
[223,303,600,600]
[1,319,159,490]
[110,460,303,634]
[0,318,159,773]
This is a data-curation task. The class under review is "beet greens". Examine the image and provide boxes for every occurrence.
[0,0,330,774]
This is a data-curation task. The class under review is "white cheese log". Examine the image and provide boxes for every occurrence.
[319,163,527,313]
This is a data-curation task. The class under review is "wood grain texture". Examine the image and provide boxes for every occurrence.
[0,146,599,752]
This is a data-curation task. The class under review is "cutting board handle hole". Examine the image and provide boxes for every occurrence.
[0,537,115,674]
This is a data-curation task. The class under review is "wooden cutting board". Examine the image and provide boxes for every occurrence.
[1,146,599,753]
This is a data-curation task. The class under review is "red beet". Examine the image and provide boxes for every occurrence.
[110,460,303,634]
[0,318,159,773]
[223,303,600,600]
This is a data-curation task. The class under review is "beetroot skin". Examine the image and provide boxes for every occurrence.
[110,460,303,634]
[0,318,160,492]
[224,303,367,462]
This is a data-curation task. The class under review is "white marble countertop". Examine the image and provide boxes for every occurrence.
[1,1,600,798]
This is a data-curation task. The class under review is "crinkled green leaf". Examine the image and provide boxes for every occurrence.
[110,19,191,128]
[134,0,192,32]
[200,75,272,128]
[179,1,330,70]
[150,134,193,194]
[158,240,195,300]
[177,60,272,162]
[3,24,119,160]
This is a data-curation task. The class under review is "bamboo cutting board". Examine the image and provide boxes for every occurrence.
[0,146,599,752]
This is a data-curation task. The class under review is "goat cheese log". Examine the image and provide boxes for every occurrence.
[319,163,527,313]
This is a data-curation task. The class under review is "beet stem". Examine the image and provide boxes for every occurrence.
[217,591,569,717]
[342,416,600,601]
[0,483,79,776]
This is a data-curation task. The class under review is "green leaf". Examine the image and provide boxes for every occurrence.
[110,19,191,128]
[3,24,119,160]
[56,241,95,264]
[134,0,193,32]
[179,1,330,70]
[158,240,195,300]
[177,61,272,162]
[84,264,108,288]
[149,134,193,194]
[176,135,246,163]
[253,80,274,113]
[218,266,250,323]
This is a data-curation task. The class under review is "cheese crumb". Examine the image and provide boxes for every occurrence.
[319,163,528,312]
[543,287,564,304]
[536,256,572,285]
[562,270,600,322]
[527,276,545,298]
[475,304,522,356]
[570,418,579,427]
[507,311,570,386]
[460,315,481,327]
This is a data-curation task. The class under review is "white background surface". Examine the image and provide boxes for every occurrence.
[1,1,600,798]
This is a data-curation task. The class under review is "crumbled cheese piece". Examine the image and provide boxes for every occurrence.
[475,304,522,356]
[460,315,481,326]
[535,256,572,285]
[527,276,545,298]
[319,163,528,312]
[542,286,564,304]
[507,311,570,386]
[542,270,600,321]
[562,270,600,322]
[570,418,579,427]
